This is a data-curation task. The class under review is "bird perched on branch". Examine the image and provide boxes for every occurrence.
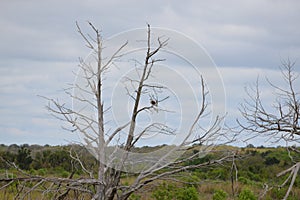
[150,99,158,106]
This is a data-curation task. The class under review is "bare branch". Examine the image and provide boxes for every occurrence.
[9,23,231,200]
[239,59,300,199]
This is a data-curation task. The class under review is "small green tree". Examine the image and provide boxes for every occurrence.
[16,145,33,170]
[213,189,228,200]
[238,188,256,200]
[176,187,199,200]
[152,182,175,200]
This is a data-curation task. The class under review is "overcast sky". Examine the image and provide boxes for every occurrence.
[0,0,300,146]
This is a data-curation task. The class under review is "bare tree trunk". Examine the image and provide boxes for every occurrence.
[95,24,105,200]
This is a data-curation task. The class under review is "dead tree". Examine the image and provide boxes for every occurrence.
[238,59,300,199]
[0,22,233,200]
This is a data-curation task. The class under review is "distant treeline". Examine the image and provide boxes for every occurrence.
[1,143,300,184]
[1,144,300,199]
[0,143,170,175]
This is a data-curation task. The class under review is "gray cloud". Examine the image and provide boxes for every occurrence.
[0,0,299,145]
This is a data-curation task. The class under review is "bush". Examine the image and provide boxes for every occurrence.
[16,146,33,170]
[176,187,199,200]
[60,170,69,178]
[129,193,141,200]
[179,175,200,187]
[152,182,175,200]
[264,157,280,165]
[238,177,253,185]
[209,168,228,181]
[238,188,256,200]
[213,189,228,200]
[152,183,199,200]
[37,168,47,176]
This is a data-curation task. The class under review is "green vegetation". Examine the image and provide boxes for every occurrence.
[152,182,199,200]
[16,145,33,170]
[238,188,256,200]
[213,189,228,200]
[1,144,300,199]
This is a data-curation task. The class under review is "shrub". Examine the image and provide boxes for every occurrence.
[129,193,141,200]
[37,168,47,176]
[238,188,256,200]
[152,183,199,200]
[16,146,33,170]
[60,170,69,178]
[176,186,199,200]
[213,189,228,200]
[264,157,280,165]
[152,182,175,200]
[238,177,253,185]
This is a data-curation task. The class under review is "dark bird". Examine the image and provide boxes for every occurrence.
[150,99,157,106]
